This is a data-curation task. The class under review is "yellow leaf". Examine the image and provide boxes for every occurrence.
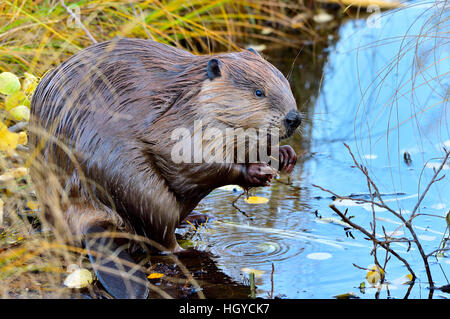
[333,292,359,299]
[9,105,30,122]
[18,132,27,145]
[244,196,269,204]
[147,272,165,279]
[0,122,20,151]
[23,73,38,95]
[366,265,385,284]
[27,200,39,211]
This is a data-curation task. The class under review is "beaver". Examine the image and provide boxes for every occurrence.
[29,38,301,298]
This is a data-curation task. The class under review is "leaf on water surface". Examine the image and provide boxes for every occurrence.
[392,274,414,285]
[366,265,385,285]
[63,268,93,288]
[241,267,265,277]
[359,282,366,293]
[147,273,165,279]
[418,234,436,241]
[0,72,21,95]
[431,203,446,210]
[306,252,332,260]
[333,292,359,299]
[316,217,352,228]
[426,162,450,170]
[256,242,279,252]
[217,185,243,192]
[363,154,378,160]
[385,230,404,237]
[244,196,269,204]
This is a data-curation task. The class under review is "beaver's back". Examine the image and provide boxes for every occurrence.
[29,39,208,224]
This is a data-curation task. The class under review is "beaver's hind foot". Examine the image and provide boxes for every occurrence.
[85,225,149,299]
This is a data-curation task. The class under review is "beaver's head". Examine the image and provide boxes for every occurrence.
[197,49,301,141]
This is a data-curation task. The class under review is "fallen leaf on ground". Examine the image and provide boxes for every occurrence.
[63,268,93,288]
[147,272,165,279]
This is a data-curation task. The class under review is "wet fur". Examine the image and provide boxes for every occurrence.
[29,38,297,250]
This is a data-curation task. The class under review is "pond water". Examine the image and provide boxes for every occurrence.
[179,2,450,299]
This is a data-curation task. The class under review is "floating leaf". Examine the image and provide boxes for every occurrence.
[241,267,265,277]
[363,154,378,160]
[0,72,21,95]
[63,268,93,288]
[418,234,436,241]
[306,252,332,260]
[392,274,414,285]
[366,265,385,285]
[257,242,279,253]
[386,230,404,237]
[147,272,165,279]
[333,292,359,299]
[426,162,449,170]
[316,217,351,228]
[359,282,366,293]
[218,185,243,192]
[244,196,269,204]
[431,203,446,210]
[9,105,30,122]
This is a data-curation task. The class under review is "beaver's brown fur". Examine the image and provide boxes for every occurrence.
[29,38,299,251]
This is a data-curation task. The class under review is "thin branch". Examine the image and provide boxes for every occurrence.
[329,204,416,279]
[60,0,97,44]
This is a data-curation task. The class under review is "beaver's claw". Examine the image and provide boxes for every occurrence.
[243,163,276,187]
[279,145,297,173]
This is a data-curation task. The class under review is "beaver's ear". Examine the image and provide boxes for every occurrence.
[206,58,221,80]
[248,48,261,57]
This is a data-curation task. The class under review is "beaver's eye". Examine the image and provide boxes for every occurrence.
[254,89,264,98]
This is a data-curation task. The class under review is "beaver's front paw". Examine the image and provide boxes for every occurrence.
[279,145,297,173]
[242,163,276,188]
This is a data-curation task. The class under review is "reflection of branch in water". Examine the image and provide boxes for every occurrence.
[329,204,416,279]
[313,144,450,297]
[231,190,254,220]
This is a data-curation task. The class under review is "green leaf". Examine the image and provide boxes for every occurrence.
[0,72,21,95]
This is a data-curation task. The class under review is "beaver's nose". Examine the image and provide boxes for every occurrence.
[283,110,302,130]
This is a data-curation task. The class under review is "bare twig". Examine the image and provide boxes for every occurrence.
[329,204,416,279]
[318,145,450,289]
[60,0,97,44]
